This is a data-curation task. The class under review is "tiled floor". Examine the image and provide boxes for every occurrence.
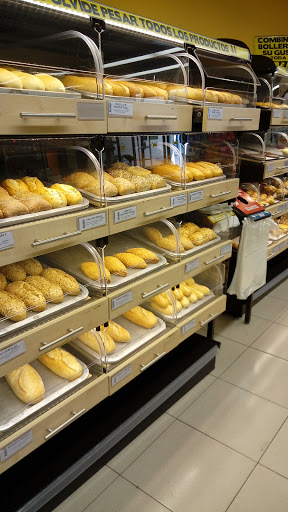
[53,279,288,512]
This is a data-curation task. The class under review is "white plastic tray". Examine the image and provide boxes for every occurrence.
[145,291,215,324]
[0,356,88,431]
[41,235,167,290]
[73,315,166,365]
[0,283,88,339]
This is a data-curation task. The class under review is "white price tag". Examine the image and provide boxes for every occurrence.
[78,212,106,231]
[272,245,278,255]
[111,291,132,311]
[0,340,26,366]
[221,244,232,256]
[266,163,275,173]
[285,203,288,211]
[0,431,33,462]
[283,110,288,119]
[108,101,133,117]
[114,206,137,224]
[273,109,281,118]
[111,364,132,386]
[170,194,187,208]
[181,319,196,336]
[277,205,285,214]
[0,231,14,251]
[189,190,204,203]
[208,107,223,120]
[279,241,286,251]
[185,258,199,273]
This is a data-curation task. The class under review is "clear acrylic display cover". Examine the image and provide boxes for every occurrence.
[257,67,288,109]
[260,177,285,205]
[240,183,260,203]
[239,131,288,161]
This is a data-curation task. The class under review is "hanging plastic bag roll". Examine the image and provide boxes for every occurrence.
[227,216,274,300]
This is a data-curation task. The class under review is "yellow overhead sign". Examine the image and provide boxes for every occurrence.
[254,36,288,68]
[33,0,250,60]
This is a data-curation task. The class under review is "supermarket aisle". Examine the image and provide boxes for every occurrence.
[53,279,288,512]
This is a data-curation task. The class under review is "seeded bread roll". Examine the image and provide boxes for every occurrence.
[5,364,45,404]
[110,177,135,195]
[41,268,80,296]
[104,256,127,277]
[35,73,66,92]
[26,276,64,303]
[190,232,207,246]
[51,183,83,205]
[7,281,46,312]
[80,262,111,283]
[123,306,158,328]
[146,174,166,189]
[126,248,159,263]
[100,320,131,343]
[78,330,115,354]
[0,272,7,291]
[0,291,27,321]
[39,348,83,381]
[18,258,43,276]
[0,263,26,281]
[113,253,147,269]
[143,227,162,243]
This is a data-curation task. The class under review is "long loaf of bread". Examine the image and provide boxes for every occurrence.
[123,306,158,328]
[39,347,83,381]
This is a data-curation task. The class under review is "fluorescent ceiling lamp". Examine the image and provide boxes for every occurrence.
[19,0,88,18]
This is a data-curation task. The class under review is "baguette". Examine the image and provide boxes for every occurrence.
[0,263,26,281]
[123,306,157,328]
[18,258,43,276]
[61,75,113,95]
[115,80,143,97]
[113,253,147,269]
[0,186,29,217]
[80,262,111,283]
[26,276,64,304]
[101,320,131,343]
[0,291,27,321]
[41,268,80,296]
[14,191,52,213]
[12,71,45,91]
[105,79,130,97]
[39,348,83,381]
[5,364,45,404]
[78,330,115,354]
[126,248,159,263]
[0,68,23,89]
[7,281,46,312]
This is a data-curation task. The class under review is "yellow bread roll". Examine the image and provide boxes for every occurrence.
[0,68,23,88]
[12,71,45,91]
[115,81,143,97]
[26,276,64,304]
[7,281,46,312]
[100,320,130,343]
[198,228,217,241]
[180,296,190,308]
[188,292,198,303]
[150,302,173,316]
[176,300,182,312]
[1,178,29,196]
[35,73,66,92]
[41,268,80,296]
[18,258,43,276]
[151,292,169,309]
[65,171,99,190]
[148,85,168,99]
[185,278,195,286]
[123,306,158,328]
[189,285,204,300]
[155,236,185,253]
[179,235,194,250]
[39,348,82,381]
[126,248,159,263]
[113,253,147,269]
[40,187,67,208]
[80,262,111,283]
[0,291,27,321]
[105,79,130,97]
[5,364,45,404]
[165,84,187,99]
[20,176,46,194]
[104,256,127,277]
[142,227,162,243]
[78,330,115,354]
[0,272,7,291]
[51,183,83,205]
[190,232,208,246]
[192,283,210,295]
[171,288,184,301]
[134,82,157,97]
[179,282,191,297]
[110,177,135,195]
[0,263,26,281]
[61,75,113,95]
[152,164,182,183]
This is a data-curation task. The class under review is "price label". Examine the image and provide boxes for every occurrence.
[272,245,278,255]
[170,194,187,208]
[189,190,204,203]
[0,231,14,251]
[285,202,288,211]
[0,431,33,462]
[0,340,26,366]
[185,258,199,273]
[277,205,285,214]
[283,110,288,119]
[266,163,275,173]
[273,109,281,118]
[111,291,132,311]
[181,319,196,336]
[279,241,287,251]
[114,206,137,224]
[77,102,105,120]
[108,101,133,117]
[78,212,107,231]
[221,244,232,256]
[111,364,132,386]
[208,107,223,120]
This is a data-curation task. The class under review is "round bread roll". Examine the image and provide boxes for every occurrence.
[35,73,65,92]
[18,258,43,276]
[50,183,82,205]
[0,68,23,89]
[12,71,45,91]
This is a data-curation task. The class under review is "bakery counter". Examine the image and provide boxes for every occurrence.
[0,94,107,136]
[186,178,239,211]
[107,101,193,134]
[196,106,260,132]
[0,207,109,267]
[267,234,288,260]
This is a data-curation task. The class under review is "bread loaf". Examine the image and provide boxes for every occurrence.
[40,187,67,208]
[0,186,29,217]
[0,272,7,291]
[12,71,45,91]
[51,183,83,205]
[1,179,29,196]
[105,79,130,97]
[39,348,83,381]
[126,248,159,263]
[110,177,135,195]
[113,253,147,269]
[104,256,127,277]
[0,263,26,281]
[5,364,45,404]
[143,227,162,243]
[14,191,52,213]
[41,268,80,296]
[61,75,113,95]
[18,258,43,276]
[80,262,111,283]
[21,176,46,194]
[0,68,23,89]
[101,320,130,343]
[35,73,66,92]
[116,81,143,97]
[0,291,27,321]
[123,306,158,328]
[78,330,115,354]
[26,276,64,303]
[7,281,46,312]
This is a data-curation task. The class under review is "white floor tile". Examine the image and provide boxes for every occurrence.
[252,296,288,321]
[52,466,118,512]
[275,306,288,327]
[179,379,287,461]
[214,314,271,345]
[123,420,255,512]
[85,476,170,512]
[166,375,216,418]
[269,279,288,301]
[227,465,288,512]
[107,413,175,474]
[211,335,247,377]
[221,348,288,408]
[252,323,288,360]
[261,418,288,478]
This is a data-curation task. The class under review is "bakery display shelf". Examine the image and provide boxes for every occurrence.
[178,294,227,343]
[199,106,261,133]
[267,234,288,260]
[76,184,171,206]
[145,291,215,325]
[0,87,81,99]
[40,236,167,291]
[0,283,88,340]
[0,356,89,433]
[266,200,288,217]
[167,175,226,190]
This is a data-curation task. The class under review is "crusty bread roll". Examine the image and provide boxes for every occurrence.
[0,186,29,217]
[26,276,64,303]
[5,364,45,404]
[61,75,113,95]
[104,256,127,277]
[12,71,45,91]
[116,81,143,97]
[150,302,173,316]
[198,228,217,241]
[180,296,190,307]
[1,178,29,196]
[151,164,182,183]
[113,253,147,269]
[110,177,135,195]
[179,235,194,250]
[182,222,201,237]
[39,347,83,381]
[156,236,184,253]
[0,272,7,291]
[65,171,118,197]
[18,258,43,276]
[21,176,46,194]
[41,268,80,296]
[171,288,184,301]
[40,187,67,208]
[80,262,111,283]
[143,227,162,243]
[105,79,130,97]
[35,73,65,92]
[123,306,158,328]
[51,183,83,205]
[0,290,27,321]
[126,247,159,263]
[14,191,52,213]
[7,281,46,312]
[0,68,23,89]
[146,174,166,189]
[78,330,115,354]
[101,320,131,343]
[0,263,26,281]
[134,83,157,97]
[150,291,169,308]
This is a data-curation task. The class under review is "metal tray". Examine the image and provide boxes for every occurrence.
[72,89,173,104]
[0,356,89,431]
[73,315,166,365]
[127,224,222,262]
[269,232,286,241]
[0,198,89,228]
[0,283,88,339]
[168,175,226,190]
[0,86,81,99]
[145,291,215,324]
[80,184,171,206]
[41,235,167,291]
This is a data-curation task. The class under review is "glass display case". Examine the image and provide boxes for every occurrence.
[255,63,288,125]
